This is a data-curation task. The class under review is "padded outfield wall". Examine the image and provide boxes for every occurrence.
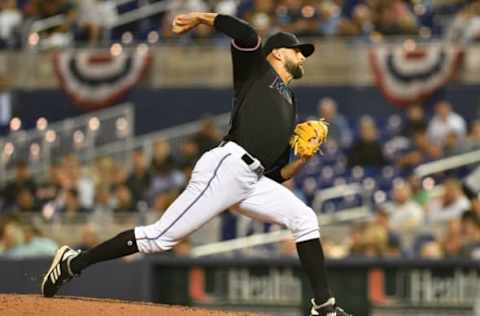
[0,257,479,316]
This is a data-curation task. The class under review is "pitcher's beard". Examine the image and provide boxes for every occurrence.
[285,60,304,79]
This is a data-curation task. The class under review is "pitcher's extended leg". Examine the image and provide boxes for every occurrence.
[237,176,330,303]
[43,148,257,297]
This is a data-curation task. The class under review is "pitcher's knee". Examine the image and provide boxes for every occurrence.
[289,207,320,243]
[134,225,180,254]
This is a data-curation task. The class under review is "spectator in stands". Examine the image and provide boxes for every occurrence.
[385,180,424,250]
[470,194,480,221]
[57,188,90,221]
[427,100,466,148]
[373,208,402,257]
[94,156,117,192]
[242,0,276,38]
[397,128,443,169]
[337,3,373,37]
[26,0,78,47]
[214,0,238,16]
[317,1,342,36]
[460,210,480,259]
[62,154,95,208]
[75,0,104,44]
[0,217,5,253]
[127,149,151,204]
[0,76,14,132]
[358,221,389,257]
[148,139,185,202]
[372,0,418,35]
[5,222,58,258]
[322,238,349,259]
[36,163,63,207]
[113,184,135,213]
[10,188,38,213]
[346,209,400,258]
[279,237,298,257]
[402,104,428,138]
[0,0,22,49]
[151,138,175,171]
[443,131,467,157]
[88,187,114,224]
[407,175,431,207]
[192,118,222,154]
[146,190,179,224]
[447,1,480,43]
[441,218,462,257]
[0,216,24,255]
[110,161,128,188]
[91,185,114,214]
[317,97,352,148]
[2,160,37,210]
[426,178,470,224]
[419,241,444,259]
[347,223,368,257]
[75,223,100,251]
[348,116,386,167]
[466,120,480,151]
[177,138,200,168]
[173,238,192,256]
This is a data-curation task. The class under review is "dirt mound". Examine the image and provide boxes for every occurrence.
[0,294,262,316]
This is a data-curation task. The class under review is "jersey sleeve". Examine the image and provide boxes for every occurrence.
[230,37,265,90]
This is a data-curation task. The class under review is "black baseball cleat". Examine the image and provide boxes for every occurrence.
[41,245,80,297]
[310,298,352,316]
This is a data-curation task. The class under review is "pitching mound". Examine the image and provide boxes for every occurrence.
[0,294,262,316]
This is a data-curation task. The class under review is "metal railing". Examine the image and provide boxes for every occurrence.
[190,206,370,257]
[80,112,231,169]
[0,108,231,185]
[26,0,174,48]
[414,149,480,177]
[108,0,173,28]
[0,103,134,183]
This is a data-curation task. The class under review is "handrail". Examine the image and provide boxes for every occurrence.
[1,110,230,184]
[80,112,230,157]
[414,149,480,177]
[311,183,367,213]
[30,14,66,34]
[191,206,370,257]
[0,103,135,183]
[107,0,174,28]
[0,103,134,144]
[109,0,137,6]
[27,0,171,39]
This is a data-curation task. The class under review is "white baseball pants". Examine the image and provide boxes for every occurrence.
[134,141,320,253]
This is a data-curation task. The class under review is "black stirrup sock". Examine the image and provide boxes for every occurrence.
[70,229,138,274]
[296,238,331,304]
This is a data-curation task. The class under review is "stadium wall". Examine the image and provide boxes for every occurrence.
[10,85,480,135]
[1,257,479,316]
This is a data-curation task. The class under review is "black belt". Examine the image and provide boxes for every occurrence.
[219,141,264,177]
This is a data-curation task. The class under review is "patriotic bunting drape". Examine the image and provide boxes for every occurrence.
[54,47,151,110]
[369,44,464,107]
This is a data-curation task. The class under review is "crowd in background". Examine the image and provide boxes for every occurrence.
[0,97,480,260]
[1,0,480,49]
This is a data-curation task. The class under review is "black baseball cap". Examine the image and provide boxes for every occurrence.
[263,32,315,57]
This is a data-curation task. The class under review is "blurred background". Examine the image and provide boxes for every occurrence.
[0,0,480,315]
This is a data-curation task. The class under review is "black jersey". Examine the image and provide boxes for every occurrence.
[224,38,296,175]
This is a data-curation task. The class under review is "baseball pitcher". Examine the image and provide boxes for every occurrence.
[41,12,351,316]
